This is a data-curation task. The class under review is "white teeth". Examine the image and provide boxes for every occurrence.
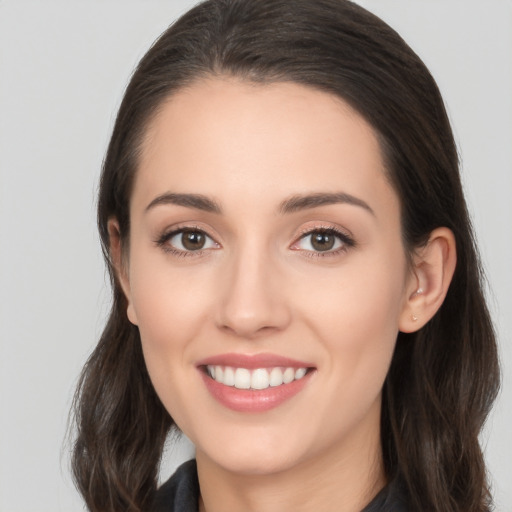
[283,367,295,384]
[224,366,235,386]
[295,367,307,379]
[206,365,309,390]
[251,368,269,390]
[269,367,283,387]
[234,368,251,389]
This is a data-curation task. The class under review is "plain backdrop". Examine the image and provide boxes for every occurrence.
[0,1,510,510]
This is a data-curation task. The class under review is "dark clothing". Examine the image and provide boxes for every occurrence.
[152,460,200,512]
[151,459,409,511]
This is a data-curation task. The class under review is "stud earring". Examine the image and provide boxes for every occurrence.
[412,314,418,321]
[415,287,424,296]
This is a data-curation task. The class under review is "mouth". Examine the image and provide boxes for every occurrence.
[197,353,316,412]
[202,365,310,390]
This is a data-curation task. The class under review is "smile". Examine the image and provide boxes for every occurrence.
[206,365,308,390]
[197,353,315,412]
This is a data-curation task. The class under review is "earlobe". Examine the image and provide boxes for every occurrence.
[399,227,456,333]
[107,218,138,325]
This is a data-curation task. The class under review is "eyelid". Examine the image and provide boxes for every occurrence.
[290,223,356,256]
[153,221,355,258]
[154,224,221,256]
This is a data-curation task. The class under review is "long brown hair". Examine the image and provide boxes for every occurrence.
[71,1,500,510]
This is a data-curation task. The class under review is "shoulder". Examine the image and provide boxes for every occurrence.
[151,459,199,512]
[151,460,411,512]
[362,477,410,512]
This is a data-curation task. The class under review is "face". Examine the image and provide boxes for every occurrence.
[120,79,415,476]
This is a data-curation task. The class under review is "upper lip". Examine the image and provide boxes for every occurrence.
[196,352,314,369]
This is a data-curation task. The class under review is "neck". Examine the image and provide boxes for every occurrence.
[196,409,386,512]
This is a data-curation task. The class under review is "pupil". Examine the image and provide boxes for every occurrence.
[311,232,335,251]
[182,231,205,250]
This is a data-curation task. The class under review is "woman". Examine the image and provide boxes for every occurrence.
[71,1,500,510]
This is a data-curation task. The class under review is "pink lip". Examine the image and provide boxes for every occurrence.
[200,371,313,413]
[196,352,313,369]
[197,353,315,413]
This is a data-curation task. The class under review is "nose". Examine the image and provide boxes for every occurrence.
[215,248,292,339]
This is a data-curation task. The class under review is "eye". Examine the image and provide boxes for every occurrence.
[291,228,354,254]
[158,228,219,254]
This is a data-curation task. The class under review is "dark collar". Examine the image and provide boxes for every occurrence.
[152,460,409,512]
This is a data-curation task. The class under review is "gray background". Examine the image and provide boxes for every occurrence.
[0,1,510,510]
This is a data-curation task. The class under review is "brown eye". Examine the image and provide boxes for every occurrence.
[291,228,354,255]
[310,232,336,251]
[163,229,219,253]
[181,230,206,250]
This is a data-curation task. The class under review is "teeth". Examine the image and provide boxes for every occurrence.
[269,367,283,387]
[234,368,251,389]
[206,365,309,390]
[251,368,269,390]
[224,366,235,386]
[295,367,307,379]
[283,367,295,384]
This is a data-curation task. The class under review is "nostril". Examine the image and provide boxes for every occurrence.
[218,321,282,339]
[214,265,292,337]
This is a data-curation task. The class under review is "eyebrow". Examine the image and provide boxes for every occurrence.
[145,193,221,214]
[144,191,374,216]
[279,192,374,216]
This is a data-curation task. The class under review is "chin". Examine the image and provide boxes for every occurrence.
[210,450,299,477]
[194,426,308,477]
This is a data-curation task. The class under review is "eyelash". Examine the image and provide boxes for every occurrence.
[154,225,356,258]
[292,226,356,259]
[154,225,217,258]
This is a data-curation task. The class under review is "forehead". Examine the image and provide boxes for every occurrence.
[134,78,397,218]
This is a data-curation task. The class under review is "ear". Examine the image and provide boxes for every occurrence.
[399,227,456,333]
[107,218,138,325]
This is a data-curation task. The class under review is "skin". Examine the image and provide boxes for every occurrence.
[111,78,456,512]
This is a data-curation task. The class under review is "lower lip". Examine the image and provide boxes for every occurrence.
[200,370,313,413]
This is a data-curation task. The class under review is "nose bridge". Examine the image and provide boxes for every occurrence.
[216,237,290,337]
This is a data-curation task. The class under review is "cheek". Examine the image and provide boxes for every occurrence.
[128,268,213,427]
[301,250,407,386]
[129,250,211,341]
[127,253,214,389]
